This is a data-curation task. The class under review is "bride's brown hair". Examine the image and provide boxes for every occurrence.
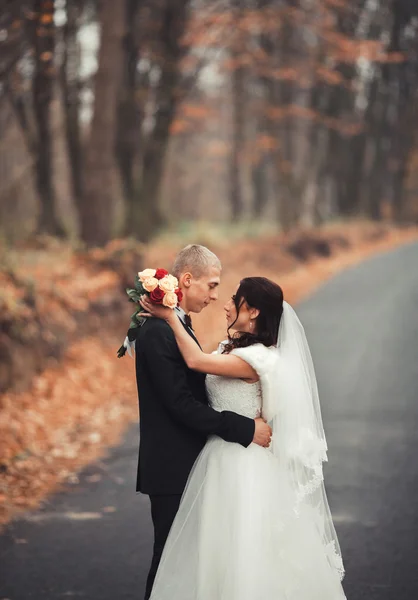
[223,277,284,353]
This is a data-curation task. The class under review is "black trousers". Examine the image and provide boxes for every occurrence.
[144,494,182,600]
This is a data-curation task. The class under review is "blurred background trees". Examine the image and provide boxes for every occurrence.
[1,0,418,247]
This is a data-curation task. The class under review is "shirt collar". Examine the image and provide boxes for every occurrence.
[175,306,188,324]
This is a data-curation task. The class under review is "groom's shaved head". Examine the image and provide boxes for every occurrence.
[172,244,221,279]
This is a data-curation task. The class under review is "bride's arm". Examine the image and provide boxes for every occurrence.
[168,315,258,379]
[139,297,258,381]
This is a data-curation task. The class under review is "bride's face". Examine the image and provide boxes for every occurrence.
[224,292,256,333]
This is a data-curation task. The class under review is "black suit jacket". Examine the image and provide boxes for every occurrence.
[135,317,255,495]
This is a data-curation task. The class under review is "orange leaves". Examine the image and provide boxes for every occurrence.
[183,6,284,50]
[266,105,316,122]
[320,33,406,65]
[264,104,363,137]
[223,56,251,71]
[0,335,138,526]
[247,134,280,167]
[271,67,300,82]
[256,134,278,152]
[323,0,348,8]
[0,239,145,526]
[316,66,344,86]
[170,104,216,136]
[182,103,212,120]
[40,51,53,62]
[39,13,54,25]
[182,3,406,77]
[381,52,406,65]
[236,9,282,34]
[170,119,189,135]
[11,19,22,30]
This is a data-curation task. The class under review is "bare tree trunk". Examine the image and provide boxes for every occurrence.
[116,0,143,235]
[80,0,125,246]
[336,132,366,217]
[129,0,190,241]
[229,58,245,220]
[267,87,300,231]
[391,93,417,222]
[60,0,84,227]
[32,0,65,236]
[251,0,274,219]
[264,4,301,231]
[251,101,270,218]
[363,77,392,221]
[385,8,418,222]
[252,154,269,218]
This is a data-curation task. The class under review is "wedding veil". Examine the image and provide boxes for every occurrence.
[270,301,345,580]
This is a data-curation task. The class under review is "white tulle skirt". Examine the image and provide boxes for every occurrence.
[150,436,347,600]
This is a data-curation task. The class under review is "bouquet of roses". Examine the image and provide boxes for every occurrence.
[117,267,183,358]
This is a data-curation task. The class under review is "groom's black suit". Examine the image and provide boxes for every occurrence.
[135,317,255,599]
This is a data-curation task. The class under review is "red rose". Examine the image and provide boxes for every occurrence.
[175,288,183,303]
[155,268,169,280]
[150,287,165,304]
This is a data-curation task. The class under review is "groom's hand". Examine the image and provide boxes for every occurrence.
[253,418,272,447]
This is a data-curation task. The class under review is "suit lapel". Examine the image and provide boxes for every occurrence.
[179,318,202,350]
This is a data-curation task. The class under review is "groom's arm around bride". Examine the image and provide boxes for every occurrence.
[136,316,269,496]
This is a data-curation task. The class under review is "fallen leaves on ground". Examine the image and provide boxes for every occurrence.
[1,221,417,527]
[0,335,137,525]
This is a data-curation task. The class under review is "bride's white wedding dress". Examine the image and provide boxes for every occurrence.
[150,332,347,600]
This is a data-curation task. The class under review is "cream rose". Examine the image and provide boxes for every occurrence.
[158,275,177,294]
[142,277,159,292]
[138,268,156,282]
[162,291,178,309]
[166,274,179,288]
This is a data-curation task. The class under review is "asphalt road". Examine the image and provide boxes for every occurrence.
[1,241,418,600]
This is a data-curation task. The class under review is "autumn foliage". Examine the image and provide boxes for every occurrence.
[1,0,418,245]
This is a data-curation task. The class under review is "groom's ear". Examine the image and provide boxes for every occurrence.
[180,272,193,288]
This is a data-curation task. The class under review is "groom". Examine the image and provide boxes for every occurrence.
[135,244,272,600]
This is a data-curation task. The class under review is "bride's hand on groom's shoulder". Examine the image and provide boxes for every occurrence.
[140,296,174,323]
[253,418,272,448]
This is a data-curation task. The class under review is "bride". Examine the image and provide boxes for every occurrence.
[140,276,347,600]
